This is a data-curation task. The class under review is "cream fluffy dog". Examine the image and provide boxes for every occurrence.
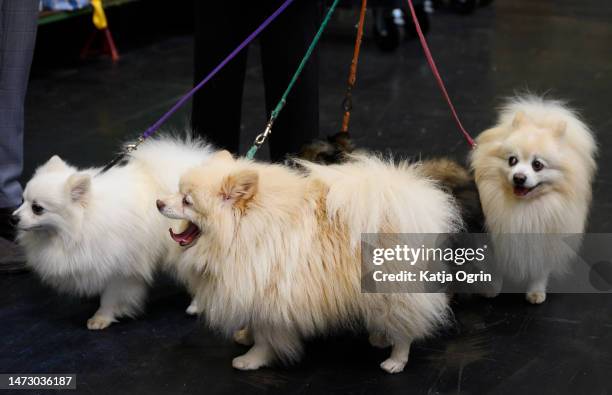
[157,152,462,373]
[14,136,213,329]
[470,96,597,303]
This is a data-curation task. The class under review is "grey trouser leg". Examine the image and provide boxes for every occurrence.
[0,0,38,208]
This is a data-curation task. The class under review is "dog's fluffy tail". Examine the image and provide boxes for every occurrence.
[417,158,485,233]
[296,154,463,246]
[126,133,215,192]
[418,158,471,191]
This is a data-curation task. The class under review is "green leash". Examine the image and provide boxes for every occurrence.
[246,0,341,160]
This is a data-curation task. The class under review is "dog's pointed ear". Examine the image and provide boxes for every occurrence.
[48,155,64,166]
[512,111,527,128]
[38,155,68,173]
[66,173,91,203]
[212,150,234,162]
[475,126,506,146]
[221,170,258,204]
[553,120,567,138]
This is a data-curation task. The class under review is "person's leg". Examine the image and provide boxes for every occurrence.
[191,2,252,154]
[0,0,38,239]
[0,0,38,271]
[260,0,321,162]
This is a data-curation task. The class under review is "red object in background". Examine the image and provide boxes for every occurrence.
[80,27,119,63]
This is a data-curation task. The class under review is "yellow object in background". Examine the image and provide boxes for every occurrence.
[91,0,108,29]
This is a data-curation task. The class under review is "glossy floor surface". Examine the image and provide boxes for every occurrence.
[2,0,612,393]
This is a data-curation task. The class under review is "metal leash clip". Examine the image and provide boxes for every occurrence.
[125,136,145,153]
[254,118,275,147]
[246,117,276,160]
[99,136,145,174]
[342,94,353,113]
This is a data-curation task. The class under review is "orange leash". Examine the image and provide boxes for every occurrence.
[340,0,368,133]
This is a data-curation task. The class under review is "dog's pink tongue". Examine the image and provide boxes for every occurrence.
[513,186,530,197]
[169,228,184,243]
[169,222,201,246]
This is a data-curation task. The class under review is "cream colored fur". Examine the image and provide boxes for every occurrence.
[158,153,462,373]
[470,95,597,303]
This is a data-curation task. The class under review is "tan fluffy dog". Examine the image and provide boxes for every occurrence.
[157,152,461,373]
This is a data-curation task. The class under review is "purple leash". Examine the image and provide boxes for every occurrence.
[101,0,296,172]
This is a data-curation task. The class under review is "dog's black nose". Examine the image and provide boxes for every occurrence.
[156,200,165,211]
[9,215,20,227]
[513,174,527,186]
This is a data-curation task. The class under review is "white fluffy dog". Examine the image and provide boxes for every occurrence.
[157,152,461,373]
[470,96,597,303]
[14,136,213,329]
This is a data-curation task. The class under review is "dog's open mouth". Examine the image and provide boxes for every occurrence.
[17,225,44,232]
[169,222,201,247]
[513,183,541,197]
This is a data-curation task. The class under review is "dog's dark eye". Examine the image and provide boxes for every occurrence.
[532,160,544,172]
[32,203,44,216]
[508,156,518,166]
[182,196,191,206]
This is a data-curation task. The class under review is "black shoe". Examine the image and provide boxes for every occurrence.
[0,206,18,240]
[0,206,27,273]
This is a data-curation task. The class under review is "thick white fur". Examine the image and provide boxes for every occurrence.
[159,153,461,373]
[470,96,597,303]
[15,135,213,329]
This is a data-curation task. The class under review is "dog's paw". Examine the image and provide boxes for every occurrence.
[526,292,546,304]
[233,328,254,346]
[481,291,499,299]
[87,315,114,330]
[232,354,267,371]
[369,333,390,349]
[185,300,200,316]
[380,358,407,374]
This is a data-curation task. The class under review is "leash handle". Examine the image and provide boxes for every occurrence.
[405,0,476,148]
[247,0,342,159]
[341,0,368,134]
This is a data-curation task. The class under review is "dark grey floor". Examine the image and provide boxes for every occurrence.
[2,0,612,393]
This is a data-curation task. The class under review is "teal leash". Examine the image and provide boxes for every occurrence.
[246,0,341,160]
